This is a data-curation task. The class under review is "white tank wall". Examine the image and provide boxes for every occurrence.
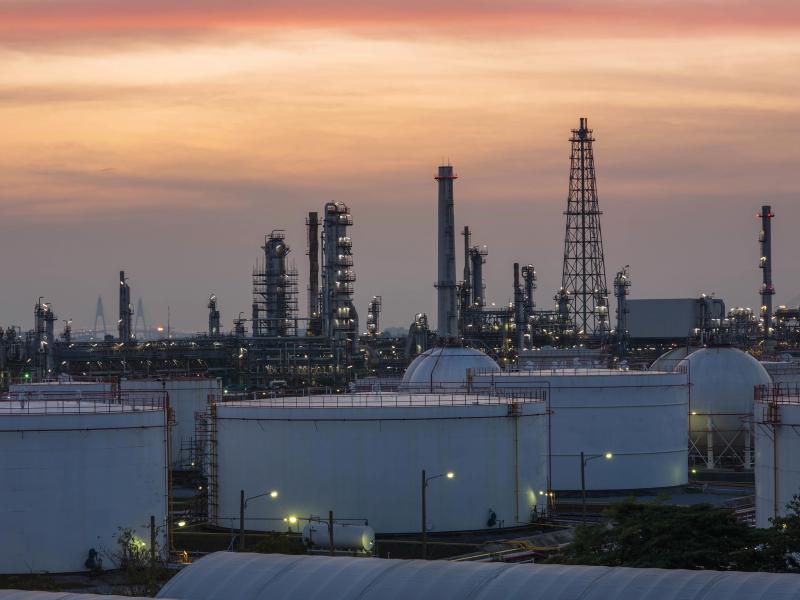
[0,409,168,574]
[121,378,220,468]
[755,401,800,528]
[474,371,689,490]
[214,399,548,534]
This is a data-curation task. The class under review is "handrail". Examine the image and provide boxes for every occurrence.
[0,390,167,415]
[218,389,546,409]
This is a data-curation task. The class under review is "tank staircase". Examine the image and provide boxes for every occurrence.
[194,403,218,526]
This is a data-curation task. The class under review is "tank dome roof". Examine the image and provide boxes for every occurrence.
[678,347,771,415]
[401,346,500,391]
[650,346,697,372]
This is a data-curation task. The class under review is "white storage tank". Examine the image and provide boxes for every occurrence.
[302,522,375,553]
[212,391,548,534]
[474,369,689,491]
[677,347,771,469]
[754,386,800,528]
[0,389,169,574]
[121,377,221,469]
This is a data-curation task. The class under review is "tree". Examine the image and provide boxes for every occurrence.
[548,501,764,571]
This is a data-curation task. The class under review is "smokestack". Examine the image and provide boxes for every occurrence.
[759,205,775,340]
[307,212,321,336]
[435,165,458,339]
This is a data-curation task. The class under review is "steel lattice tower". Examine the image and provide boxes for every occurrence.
[561,117,608,335]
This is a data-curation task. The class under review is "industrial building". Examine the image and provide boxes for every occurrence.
[209,389,548,534]
[0,385,169,574]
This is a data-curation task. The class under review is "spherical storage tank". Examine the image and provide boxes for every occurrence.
[0,390,168,574]
[677,347,771,469]
[400,346,500,391]
[754,387,800,528]
[474,369,689,491]
[212,391,548,534]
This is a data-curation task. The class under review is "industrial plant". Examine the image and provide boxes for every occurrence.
[2,117,800,588]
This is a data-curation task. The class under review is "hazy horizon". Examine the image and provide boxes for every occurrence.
[1,1,799,334]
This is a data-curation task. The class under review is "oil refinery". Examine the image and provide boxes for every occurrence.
[2,117,800,582]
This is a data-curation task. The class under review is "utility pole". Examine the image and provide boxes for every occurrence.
[239,489,245,551]
[329,510,335,556]
[421,469,427,559]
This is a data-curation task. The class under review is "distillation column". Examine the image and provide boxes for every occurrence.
[435,165,458,339]
[306,212,322,336]
[322,202,358,344]
[118,271,133,343]
[614,266,631,357]
[513,263,525,351]
[208,294,221,336]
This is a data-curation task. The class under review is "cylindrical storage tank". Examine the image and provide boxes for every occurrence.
[754,387,800,528]
[761,361,800,387]
[0,391,168,574]
[213,393,548,533]
[474,369,689,491]
[9,381,113,396]
[121,377,221,469]
[678,347,771,469]
[302,522,376,553]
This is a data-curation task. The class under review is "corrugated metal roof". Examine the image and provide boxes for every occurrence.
[0,592,168,600]
[156,552,800,600]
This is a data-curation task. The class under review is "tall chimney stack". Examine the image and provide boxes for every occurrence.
[435,165,458,340]
[759,205,775,340]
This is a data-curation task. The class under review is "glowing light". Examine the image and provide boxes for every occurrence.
[177,520,187,528]
[604,452,613,460]
[446,471,455,479]
[269,490,279,499]
[288,515,298,525]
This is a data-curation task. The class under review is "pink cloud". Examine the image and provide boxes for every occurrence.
[0,0,798,43]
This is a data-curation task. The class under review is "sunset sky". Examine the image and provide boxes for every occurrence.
[1,0,799,333]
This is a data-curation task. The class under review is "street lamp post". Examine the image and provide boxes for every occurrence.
[421,469,455,559]
[239,489,279,551]
[580,452,613,522]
